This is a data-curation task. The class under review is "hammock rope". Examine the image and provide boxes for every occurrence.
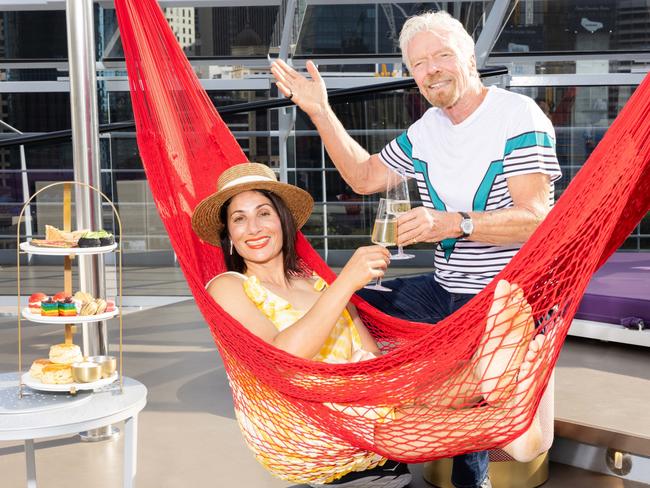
[115,0,650,482]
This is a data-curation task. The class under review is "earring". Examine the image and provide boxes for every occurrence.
[229,240,234,255]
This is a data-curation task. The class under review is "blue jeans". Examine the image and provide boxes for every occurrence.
[357,273,490,488]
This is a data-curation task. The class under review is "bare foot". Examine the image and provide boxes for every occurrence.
[475,280,535,404]
[503,334,546,462]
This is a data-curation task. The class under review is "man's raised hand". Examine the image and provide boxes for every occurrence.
[270,59,329,118]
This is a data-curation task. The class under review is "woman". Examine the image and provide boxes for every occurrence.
[191,163,548,486]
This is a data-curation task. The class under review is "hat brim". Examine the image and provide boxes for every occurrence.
[191,180,314,247]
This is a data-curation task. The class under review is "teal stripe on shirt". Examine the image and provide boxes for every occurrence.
[504,131,555,158]
[396,131,412,158]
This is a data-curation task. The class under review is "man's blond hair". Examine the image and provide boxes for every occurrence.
[399,11,476,71]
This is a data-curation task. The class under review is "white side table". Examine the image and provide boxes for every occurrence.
[0,373,147,488]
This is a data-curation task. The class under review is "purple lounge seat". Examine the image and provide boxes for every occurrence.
[576,252,650,327]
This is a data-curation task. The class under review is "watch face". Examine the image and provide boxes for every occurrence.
[461,219,473,234]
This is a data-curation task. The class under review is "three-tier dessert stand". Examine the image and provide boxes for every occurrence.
[15,181,124,397]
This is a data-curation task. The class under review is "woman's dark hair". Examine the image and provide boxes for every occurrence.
[219,190,301,278]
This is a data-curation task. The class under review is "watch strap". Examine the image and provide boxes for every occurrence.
[459,211,471,239]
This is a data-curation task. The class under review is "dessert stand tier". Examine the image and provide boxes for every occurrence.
[19,241,117,256]
[21,372,119,393]
[22,308,119,324]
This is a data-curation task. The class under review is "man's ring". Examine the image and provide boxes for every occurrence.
[288,89,294,100]
[412,238,417,245]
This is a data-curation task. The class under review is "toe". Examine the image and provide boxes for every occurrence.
[487,280,512,330]
[529,338,540,353]
[496,279,511,297]
[494,283,512,310]
[510,283,524,301]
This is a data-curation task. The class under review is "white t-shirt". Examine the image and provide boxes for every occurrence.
[379,86,562,294]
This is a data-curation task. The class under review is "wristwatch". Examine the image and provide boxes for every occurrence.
[459,212,474,239]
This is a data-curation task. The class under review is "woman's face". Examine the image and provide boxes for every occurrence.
[226,190,284,264]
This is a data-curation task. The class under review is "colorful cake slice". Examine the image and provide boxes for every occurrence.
[40,298,59,317]
[58,297,77,317]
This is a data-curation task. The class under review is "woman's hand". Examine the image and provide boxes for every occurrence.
[338,245,391,292]
[271,59,329,119]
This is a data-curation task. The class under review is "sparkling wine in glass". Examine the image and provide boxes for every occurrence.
[387,170,415,260]
[365,198,395,292]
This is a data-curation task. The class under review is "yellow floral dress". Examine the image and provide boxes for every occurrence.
[212,272,387,484]
[243,273,365,363]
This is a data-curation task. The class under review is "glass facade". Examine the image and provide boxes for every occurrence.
[492,0,650,76]
[295,2,490,57]
[0,0,647,272]
[0,10,68,60]
[103,5,282,59]
[493,0,650,54]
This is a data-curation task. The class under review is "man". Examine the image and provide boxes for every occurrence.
[272,10,561,488]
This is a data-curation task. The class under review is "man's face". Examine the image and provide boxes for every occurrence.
[407,30,474,109]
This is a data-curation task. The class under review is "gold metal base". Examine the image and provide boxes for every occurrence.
[422,452,549,488]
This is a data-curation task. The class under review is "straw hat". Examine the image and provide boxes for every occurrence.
[191,163,313,246]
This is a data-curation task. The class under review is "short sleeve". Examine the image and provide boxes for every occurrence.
[502,100,562,183]
[378,131,416,177]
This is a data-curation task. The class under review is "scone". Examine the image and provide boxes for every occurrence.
[29,358,52,379]
[41,363,74,384]
[49,343,83,364]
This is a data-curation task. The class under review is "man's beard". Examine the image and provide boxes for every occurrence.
[422,78,459,108]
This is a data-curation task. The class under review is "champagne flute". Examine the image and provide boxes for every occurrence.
[364,198,395,292]
[387,169,415,260]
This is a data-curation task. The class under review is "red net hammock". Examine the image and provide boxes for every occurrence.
[115,0,650,483]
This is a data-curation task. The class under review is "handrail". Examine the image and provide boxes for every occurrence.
[0,66,508,148]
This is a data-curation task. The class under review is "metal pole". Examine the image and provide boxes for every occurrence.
[474,0,516,69]
[278,0,296,61]
[0,120,34,258]
[277,0,297,183]
[66,0,116,442]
